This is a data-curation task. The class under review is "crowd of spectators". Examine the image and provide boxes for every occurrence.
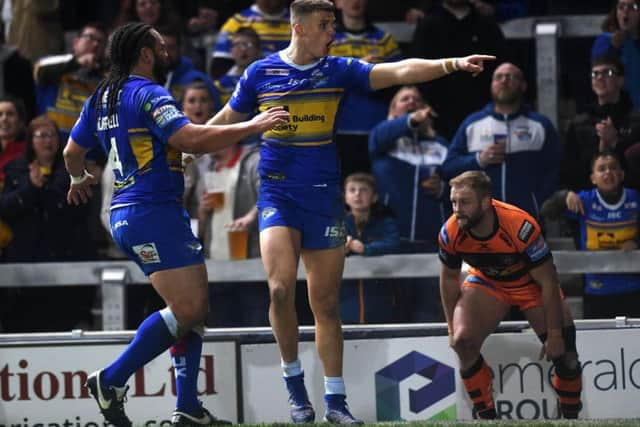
[0,0,638,332]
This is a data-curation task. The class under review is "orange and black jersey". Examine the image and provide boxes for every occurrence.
[438,199,552,287]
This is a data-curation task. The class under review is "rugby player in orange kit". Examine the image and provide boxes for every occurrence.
[438,170,582,419]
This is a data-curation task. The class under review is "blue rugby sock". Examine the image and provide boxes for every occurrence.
[171,329,203,413]
[102,310,177,387]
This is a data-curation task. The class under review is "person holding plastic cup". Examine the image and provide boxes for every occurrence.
[441,62,560,220]
[369,85,451,322]
[195,143,270,327]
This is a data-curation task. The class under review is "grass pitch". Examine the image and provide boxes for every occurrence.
[231,421,639,427]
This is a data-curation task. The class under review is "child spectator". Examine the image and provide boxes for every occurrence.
[213,27,263,107]
[542,151,640,318]
[341,172,401,324]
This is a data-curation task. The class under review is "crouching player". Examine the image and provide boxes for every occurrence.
[438,171,582,419]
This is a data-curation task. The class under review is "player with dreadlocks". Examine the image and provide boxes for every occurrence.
[63,22,288,427]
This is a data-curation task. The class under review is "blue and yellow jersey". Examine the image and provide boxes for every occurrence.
[71,76,190,206]
[329,23,402,133]
[229,52,374,187]
[214,72,241,106]
[213,5,290,59]
[329,24,402,62]
[35,54,105,141]
[567,188,640,295]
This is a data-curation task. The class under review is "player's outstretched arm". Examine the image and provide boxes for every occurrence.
[206,103,248,126]
[63,138,98,206]
[529,258,565,360]
[170,107,289,154]
[439,262,462,337]
[369,55,496,91]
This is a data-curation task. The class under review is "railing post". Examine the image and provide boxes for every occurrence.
[535,22,560,129]
[100,267,129,330]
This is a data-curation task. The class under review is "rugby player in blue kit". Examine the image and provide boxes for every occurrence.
[63,22,288,427]
[207,0,494,423]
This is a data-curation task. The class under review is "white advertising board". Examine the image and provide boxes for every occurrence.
[241,336,458,423]
[0,342,237,425]
[463,329,640,420]
[241,328,640,422]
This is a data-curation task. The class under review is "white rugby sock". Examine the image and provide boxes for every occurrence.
[324,376,346,395]
[282,358,303,377]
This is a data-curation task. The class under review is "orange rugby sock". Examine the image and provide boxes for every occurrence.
[460,355,496,419]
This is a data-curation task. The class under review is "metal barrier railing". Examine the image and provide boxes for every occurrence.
[1,317,638,346]
[1,250,639,330]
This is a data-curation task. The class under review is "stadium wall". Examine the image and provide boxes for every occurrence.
[1,322,639,424]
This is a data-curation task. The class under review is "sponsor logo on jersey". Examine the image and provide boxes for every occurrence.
[151,104,184,128]
[517,220,534,243]
[525,235,549,262]
[132,242,162,264]
[514,126,532,141]
[265,68,290,76]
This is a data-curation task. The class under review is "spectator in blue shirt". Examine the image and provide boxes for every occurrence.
[341,172,401,324]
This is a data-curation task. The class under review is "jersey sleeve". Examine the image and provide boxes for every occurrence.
[69,97,98,150]
[334,56,375,94]
[438,221,462,269]
[515,216,552,267]
[228,65,258,114]
[139,84,190,144]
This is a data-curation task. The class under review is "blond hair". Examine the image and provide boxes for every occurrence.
[449,171,492,199]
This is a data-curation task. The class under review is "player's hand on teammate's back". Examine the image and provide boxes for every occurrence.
[249,106,290,133]
[457,55,496,77]
[67,172,97,206]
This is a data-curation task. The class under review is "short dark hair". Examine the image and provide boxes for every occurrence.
[180,81,214,103]
[290,0,335,23]
[449,171,492,199]
[0,95,27,124]
[592,55,625,76]
[234,26,261,49]
[82,21,107,38]
[157,24,182,45]
[590,150,622,171]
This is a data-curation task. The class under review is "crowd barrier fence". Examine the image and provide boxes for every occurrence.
[1,250,639,330]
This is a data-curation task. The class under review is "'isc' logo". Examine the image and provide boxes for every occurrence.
[324,226,345,238]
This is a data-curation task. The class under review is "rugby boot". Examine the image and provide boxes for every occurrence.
[86,370,132,427]
[285,372,315,423]
[323,394,363,424]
